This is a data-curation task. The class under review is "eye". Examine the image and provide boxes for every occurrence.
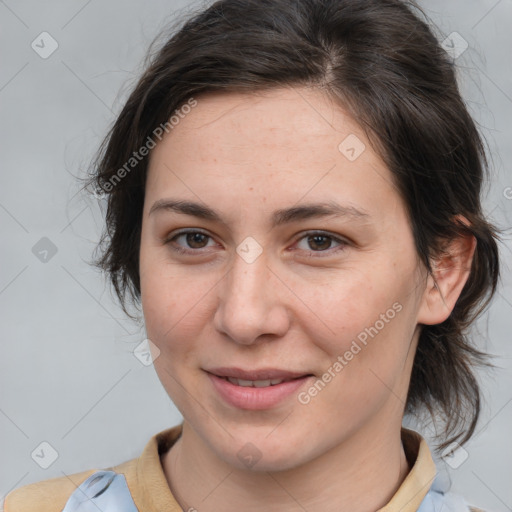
[292,231,348,256]
[163,229,348,257]
[164,229,218,254]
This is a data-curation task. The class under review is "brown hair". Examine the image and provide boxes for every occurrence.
[87,0,501,452]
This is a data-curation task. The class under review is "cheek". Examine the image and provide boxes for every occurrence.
[299,263,419,400]
[140,264,210,405]
[298,269,400,350]
[140,257,215,356]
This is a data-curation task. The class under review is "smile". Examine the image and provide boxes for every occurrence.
[222,376,302,387]
[205,368,314,410]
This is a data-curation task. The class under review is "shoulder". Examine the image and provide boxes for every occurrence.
[2,425,183,512]
[2,468,99,512]
[3,457,138,512]
[427,485,489,512]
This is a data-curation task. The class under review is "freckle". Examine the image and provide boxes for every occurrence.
[249,187,253,191]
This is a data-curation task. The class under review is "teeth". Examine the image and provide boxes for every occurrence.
[253,379,271,387]
[225,377,287,387]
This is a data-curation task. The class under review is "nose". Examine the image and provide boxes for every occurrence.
[213,248,291,345]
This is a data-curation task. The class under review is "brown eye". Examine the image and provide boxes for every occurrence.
[306,234,333,251]
[165,230,217,254]
[294,231,348,256]
[184,232,209,249]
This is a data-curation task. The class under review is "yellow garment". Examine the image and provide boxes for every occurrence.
[3,425,453,511]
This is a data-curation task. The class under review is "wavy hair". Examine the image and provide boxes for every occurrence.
[87,0,501,452]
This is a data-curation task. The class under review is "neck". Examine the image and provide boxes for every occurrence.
[162,420,411,512]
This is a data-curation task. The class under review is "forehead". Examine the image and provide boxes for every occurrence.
[154,87,363,160]
[145,87,402,221]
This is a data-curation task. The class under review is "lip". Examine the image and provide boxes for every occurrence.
[206,367,311,381]
[205,368,314,410]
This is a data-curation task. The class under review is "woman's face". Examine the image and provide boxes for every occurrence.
[140,87,431,471]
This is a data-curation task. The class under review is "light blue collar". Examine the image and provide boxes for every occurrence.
[61,468,472,512]
[61,471,138,512]
[417,470,472,512]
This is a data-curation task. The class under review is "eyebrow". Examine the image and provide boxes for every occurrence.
[148,199,371,227]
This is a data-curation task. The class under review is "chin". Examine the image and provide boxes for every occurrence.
[227,448,307,473]
[213,429,314,473]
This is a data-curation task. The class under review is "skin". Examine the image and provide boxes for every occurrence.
[139,86,476,512]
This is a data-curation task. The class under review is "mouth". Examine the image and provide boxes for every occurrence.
[205,367,315,410]
[216,375,310,388]
[206,367,313,385]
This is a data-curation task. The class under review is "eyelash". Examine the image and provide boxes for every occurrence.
[163,229,348,257]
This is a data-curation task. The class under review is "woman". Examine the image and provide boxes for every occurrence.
[4,0,501,510]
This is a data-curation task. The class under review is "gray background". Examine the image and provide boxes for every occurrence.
[0,0,511,510]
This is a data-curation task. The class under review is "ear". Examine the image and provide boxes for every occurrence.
[417,216,477,326]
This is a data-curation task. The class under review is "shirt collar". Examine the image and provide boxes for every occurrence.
[135,424,437,512]
[378,428,437,512]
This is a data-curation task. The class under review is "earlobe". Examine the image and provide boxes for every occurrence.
[417,220,477,326]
